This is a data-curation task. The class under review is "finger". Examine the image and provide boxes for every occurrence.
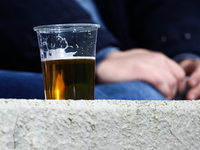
[186,83,200,100]
[165,58,186,93]
[188,63,200,87]
[150,75,172,99]
[146,53,182,98]
[160,71,178,99]
[141,66,177,99]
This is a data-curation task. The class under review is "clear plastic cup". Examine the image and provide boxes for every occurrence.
[34,24,100,100]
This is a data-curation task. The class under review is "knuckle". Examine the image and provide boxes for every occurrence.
[152,77,163,86]
[169,78,177,89]
[154,51,164,57]
[177,71,186,82]
[152,52,166,61]
[180,73,186,81]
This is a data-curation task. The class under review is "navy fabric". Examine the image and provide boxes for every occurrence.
[0,70,44,99]
[0,0,118,73]
[95,81,166,100]
[0,0,118,99]
[94,0,200,58]
[0,70,166,100]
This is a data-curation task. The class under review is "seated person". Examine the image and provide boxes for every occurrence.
[0,0,200,100]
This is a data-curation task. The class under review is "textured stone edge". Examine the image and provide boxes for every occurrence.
[0,99,200,150]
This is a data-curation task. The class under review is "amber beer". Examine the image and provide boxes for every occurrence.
[41,57,95,100]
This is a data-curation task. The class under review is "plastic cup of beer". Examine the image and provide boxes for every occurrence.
[33,24,100,100]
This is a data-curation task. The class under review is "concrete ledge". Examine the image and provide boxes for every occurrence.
[0,99,200,150]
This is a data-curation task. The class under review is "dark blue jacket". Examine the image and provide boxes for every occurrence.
[94,0,200,58]
[1,0,200,73]
[0,0,118,73]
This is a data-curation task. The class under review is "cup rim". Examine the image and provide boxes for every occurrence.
[33,23,100,32]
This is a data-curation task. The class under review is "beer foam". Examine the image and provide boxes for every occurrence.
[39,34,95,62]
[40,47,95,61]
[41,56,95,62]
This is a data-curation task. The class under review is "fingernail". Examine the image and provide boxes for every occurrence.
[188,93,196,100]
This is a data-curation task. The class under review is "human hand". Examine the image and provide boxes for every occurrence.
[96,48,186,99]
[179,58,200,100]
